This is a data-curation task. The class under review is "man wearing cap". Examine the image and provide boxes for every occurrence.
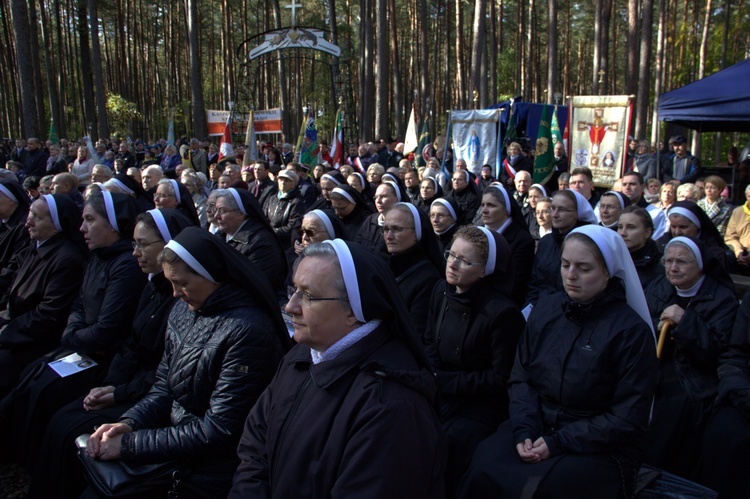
[264,169,304,250]
[661,135,701,184]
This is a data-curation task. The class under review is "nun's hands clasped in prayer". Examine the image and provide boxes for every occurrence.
[516,437,550,463]
[87,422,133,460]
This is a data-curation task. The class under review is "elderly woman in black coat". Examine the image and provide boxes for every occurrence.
[0,194,87,395]
[655,200,728,268]
[213,187,287,293]
[429,197,464,253]
[85,227,291,497]
[644,235,738,479]
[231,239,444,498]
[384,202,443,343]
[462,225,657,498]
[424,225,525,496]
[30,208,194,498]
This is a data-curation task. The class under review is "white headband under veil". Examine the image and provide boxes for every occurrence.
[567,189,598,225]
[567,225,655,341]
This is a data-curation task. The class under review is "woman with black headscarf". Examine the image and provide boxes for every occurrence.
[105,172,154,212]
[0,178,31,276]
[384,202,443,342]
[655,200,729,268]
[0,194,87,395]
[154,178,201,226]
[462,225,657,498]
[430,197,464,253]
[479,183,535,307]
[424,226,525,496]
[29,208,195,497]
[643,235,738,479]
[231,239,444,498]
[526,189,597,307]
[85,227,291,498]
[213,187,287,293]
[0,192,146,467]
[329,185,373,239]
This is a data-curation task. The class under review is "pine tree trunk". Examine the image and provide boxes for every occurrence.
[388,0,403,138]
[470,0,487,108]
[11,0,40,136]
[547,0,557,104]
[626,0,639,96]
[78,0,96,136]
[375,0,389,138]
[89,0,108,139]
[38,0,62,138]
[185,0,207,138]
[454,0,465,108]
[651,0,666,148]
[635,0,653,140]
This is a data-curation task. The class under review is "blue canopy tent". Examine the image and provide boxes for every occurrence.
[658,57,750,132]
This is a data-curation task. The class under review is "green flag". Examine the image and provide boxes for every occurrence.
[415,117,431,167]
[533,105,555,185]
[48,121,59,145]
[505,107,518,144]
[550,106,563,146]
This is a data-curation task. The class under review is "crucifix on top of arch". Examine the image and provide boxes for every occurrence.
[285,1,302,28]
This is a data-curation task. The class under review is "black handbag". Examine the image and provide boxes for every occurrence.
[75,433,183,497]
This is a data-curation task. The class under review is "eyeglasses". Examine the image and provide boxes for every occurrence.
[380,225,414,235]
[153,192,174,200]
[663,258,696,269]
[132,240,162,251]
[215,207,237,216]
[550,205,575,214]
[286,286,348,307]
[297,227,321,238]
[444,250,483,269]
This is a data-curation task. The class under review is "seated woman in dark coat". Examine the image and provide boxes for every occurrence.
[643,235,738,479]
[424,226,525,496]
[329,185,373,239]
[525,189,597,307]
[384,202,443,343]
[214,187,287,293]
[354,181,400,260]
[479,183,535,307]
[0,192,146,466]
[231,239,444,498]
[655,200,728,268]
[30,208,194,498]
[85,227,291,498]
[153,178,201,226]
[618,205,663,289]
[430,197,464,254]
[0,194,87,396]
[462,225,657,498]
[701,291,750,497]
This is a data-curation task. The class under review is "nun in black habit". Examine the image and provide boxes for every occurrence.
[655,200,729,268]
[29,208,195,498]
[85,227,291,498]
[329,184,374,239]
[107,172,155,212]
[231,239,444,498]
[154,178,201,226]
[430,197,464,254]
[0,178,31,281]
[286,208,350,288]
[423,226,525,497]
[384,202,443,343]
[0,194,88,396]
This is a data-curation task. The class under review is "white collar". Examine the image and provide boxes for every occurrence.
[310,320,381,364]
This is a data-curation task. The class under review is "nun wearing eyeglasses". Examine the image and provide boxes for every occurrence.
[643,235,738,479]
[354,180,401,260]
[86,227,291,497]
[27,209,194,498]
[0,194,87,396]
[328,185,373,239]
[655,200,728,268]
[230,240,445,498]
[153,178,201,226]
[422,225,524,496]
[461,225,657,498]
[383,202,443,342]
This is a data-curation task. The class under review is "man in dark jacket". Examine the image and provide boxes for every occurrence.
[230,240,444,498]
[661,134,701,184]
[263,169,305,250]
[22,138,49,179]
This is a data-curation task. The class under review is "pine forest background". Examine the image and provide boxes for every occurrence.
[0,0,748,163]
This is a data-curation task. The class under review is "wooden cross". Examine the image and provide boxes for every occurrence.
[285,1,302,27]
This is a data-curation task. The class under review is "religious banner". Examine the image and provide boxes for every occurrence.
[207,109,283,136]
[569,95,634,188]
[450,109,501,177]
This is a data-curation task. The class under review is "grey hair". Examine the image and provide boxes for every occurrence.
[299,243,348,298]
[422,167,437,179]
[143,165,164,177]
[157,178,176,195]
[212,189,242,213]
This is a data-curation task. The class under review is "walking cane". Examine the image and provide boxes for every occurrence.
[657,319,673,359]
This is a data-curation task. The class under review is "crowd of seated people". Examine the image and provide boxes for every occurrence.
[0,134,749,498]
